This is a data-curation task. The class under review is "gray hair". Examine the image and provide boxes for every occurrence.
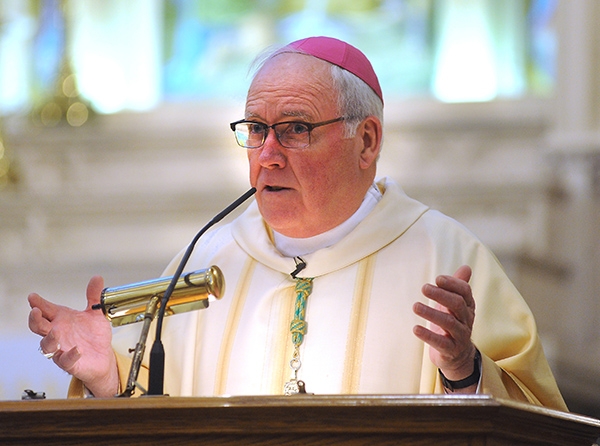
[249,46,384,138]
[330,64,383,137]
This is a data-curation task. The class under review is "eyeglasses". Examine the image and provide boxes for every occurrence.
[229,116,346,149]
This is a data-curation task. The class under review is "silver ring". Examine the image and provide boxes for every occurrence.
[39,343,60,360]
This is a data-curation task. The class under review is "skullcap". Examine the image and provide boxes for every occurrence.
[282,36,383,104]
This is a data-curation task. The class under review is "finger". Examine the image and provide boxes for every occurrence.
[413,301,466,337]
[28,307,53,336]
[412,324,454,352]
[441,265,475,308]
[54,346,81,372]
[421,283,472,323]
[413,301,473,355]
[452,265,475,309]
[433,265,472,296]
[453,265,472,283]
[39,329,61,355]
[433,275,471,303]
[85,275,105,310]
[27,293,59,321]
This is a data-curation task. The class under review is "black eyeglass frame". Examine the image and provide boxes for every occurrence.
[229,116,348,149]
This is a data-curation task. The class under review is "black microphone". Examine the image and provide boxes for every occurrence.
[147,187,256,396]
[290,256,307,279]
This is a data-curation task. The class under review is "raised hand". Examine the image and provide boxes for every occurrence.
[413,265,478,389]
[28,275,119,397]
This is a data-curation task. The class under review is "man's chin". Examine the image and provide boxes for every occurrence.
[258,207,300,232]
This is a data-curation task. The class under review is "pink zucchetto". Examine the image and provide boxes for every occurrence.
[280,36,383,104]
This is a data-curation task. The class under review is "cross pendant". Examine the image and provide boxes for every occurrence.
[284,379,307,395]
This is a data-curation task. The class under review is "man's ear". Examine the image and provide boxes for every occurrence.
[358,116,382,170]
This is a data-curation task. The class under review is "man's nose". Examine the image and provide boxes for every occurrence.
[258,130,286,168]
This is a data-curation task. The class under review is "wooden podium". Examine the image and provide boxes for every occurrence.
[1,394,599,445]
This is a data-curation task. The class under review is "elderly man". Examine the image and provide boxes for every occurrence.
[29,36,566,410]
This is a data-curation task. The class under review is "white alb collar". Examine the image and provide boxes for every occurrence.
[273,182,382,257]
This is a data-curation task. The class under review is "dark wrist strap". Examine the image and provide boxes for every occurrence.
[439,349,481,391]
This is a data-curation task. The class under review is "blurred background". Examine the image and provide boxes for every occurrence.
[0,0,598,417]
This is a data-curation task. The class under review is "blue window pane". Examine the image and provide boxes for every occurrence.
[0,0,557,115]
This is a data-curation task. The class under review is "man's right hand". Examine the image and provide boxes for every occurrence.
[28,275,119,398]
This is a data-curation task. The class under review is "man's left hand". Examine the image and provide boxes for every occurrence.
[413,265,477,388]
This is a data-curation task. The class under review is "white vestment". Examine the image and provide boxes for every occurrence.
[101,177,565,410]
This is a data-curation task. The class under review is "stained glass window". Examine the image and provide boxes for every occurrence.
[0,0,558,117]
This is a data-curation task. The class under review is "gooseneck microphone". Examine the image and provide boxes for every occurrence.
[97,188,255,397]
[146,187,256,396]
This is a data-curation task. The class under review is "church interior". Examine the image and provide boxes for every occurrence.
[0,0,598,419]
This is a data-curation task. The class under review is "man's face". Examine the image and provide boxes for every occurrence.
[245,53,375,238]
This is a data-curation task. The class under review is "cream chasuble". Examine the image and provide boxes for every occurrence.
[104,177,567,411]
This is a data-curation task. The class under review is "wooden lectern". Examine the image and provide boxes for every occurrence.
[1,394,599,445]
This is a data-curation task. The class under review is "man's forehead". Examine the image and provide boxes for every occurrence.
[258,51,332,76]
[246,54,337,119]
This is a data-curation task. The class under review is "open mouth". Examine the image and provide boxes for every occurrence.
[265,185,288,192]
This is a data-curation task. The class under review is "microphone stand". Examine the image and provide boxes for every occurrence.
[118,295,160,397]
[146,187,256,396]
